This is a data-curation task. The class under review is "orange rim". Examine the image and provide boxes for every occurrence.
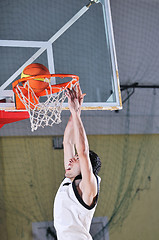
[12,74,79,110]
[12,74,79,95]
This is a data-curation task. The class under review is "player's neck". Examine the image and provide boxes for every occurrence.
[68,174,82,182]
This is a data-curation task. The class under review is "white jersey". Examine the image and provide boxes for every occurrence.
[53,175,100,240]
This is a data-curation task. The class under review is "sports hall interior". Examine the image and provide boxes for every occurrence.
[0,0,159,240]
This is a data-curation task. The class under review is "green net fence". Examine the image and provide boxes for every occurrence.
[0,100,159,239]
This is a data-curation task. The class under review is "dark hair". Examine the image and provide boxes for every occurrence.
[89,150,101,175]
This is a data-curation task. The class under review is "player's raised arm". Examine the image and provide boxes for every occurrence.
[66,86,97,205]
[63,84,86,172]
[63,114,75,171]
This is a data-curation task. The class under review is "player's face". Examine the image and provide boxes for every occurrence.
[65,154,81,180]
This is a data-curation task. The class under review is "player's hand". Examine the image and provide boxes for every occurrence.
[66,84,85,114]
[66,86,79,114]
[76,83,86,110]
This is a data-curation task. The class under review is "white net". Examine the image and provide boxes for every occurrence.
[15,79,77,131]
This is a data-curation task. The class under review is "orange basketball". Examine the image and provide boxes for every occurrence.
[21,63,50,93]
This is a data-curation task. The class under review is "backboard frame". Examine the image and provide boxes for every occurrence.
[0,0,122,112]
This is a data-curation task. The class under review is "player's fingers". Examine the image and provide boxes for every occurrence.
[77,84,82,93]
[66,88,72,100]
[67,88,77,102]
[79,93,86,105]
[76,85,83,104]
[77,84,82,99]
[66,88,71,95]
[72,86,77,99]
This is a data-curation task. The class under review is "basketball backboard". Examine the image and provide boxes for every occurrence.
[0,0,122,116]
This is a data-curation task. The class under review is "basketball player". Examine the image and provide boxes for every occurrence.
[53,84,101,240]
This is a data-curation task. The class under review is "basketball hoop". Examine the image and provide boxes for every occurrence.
[12,74,79,131]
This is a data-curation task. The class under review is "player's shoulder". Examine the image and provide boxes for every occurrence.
[58,177,72,188]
